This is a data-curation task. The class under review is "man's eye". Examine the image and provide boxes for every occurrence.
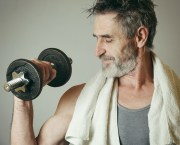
[106,38,112,43]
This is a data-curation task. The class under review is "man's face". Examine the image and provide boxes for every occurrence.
[93,12,138,78]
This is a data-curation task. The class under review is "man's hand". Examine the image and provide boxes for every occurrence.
[31,59,56,86]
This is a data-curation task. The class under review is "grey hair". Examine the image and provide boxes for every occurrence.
[87,0,158,49]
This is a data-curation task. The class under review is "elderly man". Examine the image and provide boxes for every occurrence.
[11,0,180,145]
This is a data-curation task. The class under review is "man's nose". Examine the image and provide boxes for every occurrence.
[95,40,106,57]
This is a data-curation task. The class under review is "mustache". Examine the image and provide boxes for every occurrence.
[99,55,115,61]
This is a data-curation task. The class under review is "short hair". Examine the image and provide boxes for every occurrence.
[87,0,157,49]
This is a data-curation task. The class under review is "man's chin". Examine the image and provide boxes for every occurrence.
[101,59,137,78]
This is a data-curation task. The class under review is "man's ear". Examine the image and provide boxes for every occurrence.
[135,26,148,48]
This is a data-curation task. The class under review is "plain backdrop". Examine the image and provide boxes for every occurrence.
[0,0,179,144]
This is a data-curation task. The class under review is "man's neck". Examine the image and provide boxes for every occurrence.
[118,48,154,90]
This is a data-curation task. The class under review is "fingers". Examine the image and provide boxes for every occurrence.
[31,59,56,86]
[42,61,56,85]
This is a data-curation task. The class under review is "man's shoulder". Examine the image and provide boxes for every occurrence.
[66,83,86,96]
[162,62,180,81]
[55,83,85,116]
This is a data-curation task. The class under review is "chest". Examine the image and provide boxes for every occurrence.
[117,85,154,109]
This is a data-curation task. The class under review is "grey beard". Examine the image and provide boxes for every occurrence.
[100,39,138,78]
[102,55,137,78]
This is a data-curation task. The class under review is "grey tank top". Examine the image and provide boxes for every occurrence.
[117,103,150,145]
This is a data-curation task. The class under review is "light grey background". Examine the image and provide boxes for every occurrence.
[0,0,179,144]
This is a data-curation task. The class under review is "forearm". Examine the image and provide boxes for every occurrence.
[11,96,36,145]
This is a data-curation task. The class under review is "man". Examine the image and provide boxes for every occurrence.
[11,0,180,145]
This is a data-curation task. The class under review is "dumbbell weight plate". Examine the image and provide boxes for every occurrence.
[38,48,72,87]
[6,59,43,100]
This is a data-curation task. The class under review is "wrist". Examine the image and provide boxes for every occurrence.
[14,96,33,111]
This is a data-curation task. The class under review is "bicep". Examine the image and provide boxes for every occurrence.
[36,114,71,145]
[36,83,85,145]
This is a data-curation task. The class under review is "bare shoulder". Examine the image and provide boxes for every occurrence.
[55,83,85,115]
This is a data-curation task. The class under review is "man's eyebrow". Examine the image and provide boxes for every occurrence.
[93,34,97,37]
[93,34,112,38]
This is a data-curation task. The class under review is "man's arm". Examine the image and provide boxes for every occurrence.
[11,84,85,145]
[10,59,55,145]
[11,97,36,145]
[36,84,84,145]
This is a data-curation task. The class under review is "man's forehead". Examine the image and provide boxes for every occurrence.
[93,12,123,36]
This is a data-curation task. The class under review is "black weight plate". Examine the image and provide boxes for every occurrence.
[38,48,72,87]
[6,59,43,100]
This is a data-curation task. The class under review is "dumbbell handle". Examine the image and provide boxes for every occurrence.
[4,72,29,92]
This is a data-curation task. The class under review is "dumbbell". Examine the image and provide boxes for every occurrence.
[4,48,72,101]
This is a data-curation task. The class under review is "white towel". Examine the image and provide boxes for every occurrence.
[65,54,180,145]
[148,53,180,144]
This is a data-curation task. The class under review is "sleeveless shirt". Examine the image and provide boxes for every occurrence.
[117,103,150,145]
